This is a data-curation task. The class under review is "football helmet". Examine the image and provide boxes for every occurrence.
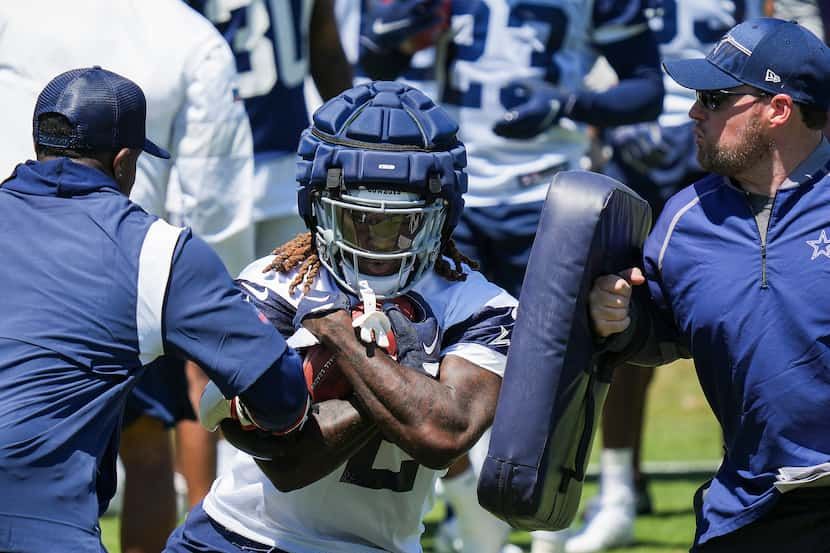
[296,81,467,298]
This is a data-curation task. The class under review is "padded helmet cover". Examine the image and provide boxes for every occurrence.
[296,81,467,235]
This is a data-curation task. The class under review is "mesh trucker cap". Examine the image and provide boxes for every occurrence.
[664,18,830,109]
[33,66,170,158]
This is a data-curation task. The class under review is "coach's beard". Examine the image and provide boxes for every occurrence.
[697,119,774,178]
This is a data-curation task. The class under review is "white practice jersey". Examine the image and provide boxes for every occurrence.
[0,1,255,274]
[203,258,517,553]
[434,0,650,206]
[649,0,765,127]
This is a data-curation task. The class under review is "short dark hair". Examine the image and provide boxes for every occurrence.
[798,102,828,131]
[34,113,115,163]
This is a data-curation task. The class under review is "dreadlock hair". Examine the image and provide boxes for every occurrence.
[262,232,480,296]
[435,237,479,280]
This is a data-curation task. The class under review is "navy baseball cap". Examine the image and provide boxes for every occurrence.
[33,66,170,158]
[664,18,830,109]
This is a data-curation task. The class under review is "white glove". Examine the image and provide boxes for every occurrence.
[351,280,392,349]
[198,381,257,432]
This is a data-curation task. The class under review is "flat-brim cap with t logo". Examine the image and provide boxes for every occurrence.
[33,66,170,158]
[663,18,830,110]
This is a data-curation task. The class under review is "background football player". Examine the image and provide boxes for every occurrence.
[187,0,353,260]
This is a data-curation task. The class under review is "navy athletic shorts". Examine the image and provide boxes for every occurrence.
[692,486,830,552]
[164,501,289,553]
[123,355,194,428]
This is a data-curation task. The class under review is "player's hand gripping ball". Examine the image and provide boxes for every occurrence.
[301,293,415,402]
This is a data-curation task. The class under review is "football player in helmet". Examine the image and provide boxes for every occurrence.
[164,81,517,553]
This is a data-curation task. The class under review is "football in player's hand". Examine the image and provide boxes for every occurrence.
[302,298,416,402]
[302,343,352,402]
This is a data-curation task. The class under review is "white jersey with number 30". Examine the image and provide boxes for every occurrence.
[203,257,516,553]
[189,0,318,222]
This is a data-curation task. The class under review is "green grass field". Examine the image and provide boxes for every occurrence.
[101,359,722,553]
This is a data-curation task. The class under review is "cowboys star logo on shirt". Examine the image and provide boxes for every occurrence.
[806,229,830,260]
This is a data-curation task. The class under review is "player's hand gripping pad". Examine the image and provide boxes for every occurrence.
[477,171,652,530]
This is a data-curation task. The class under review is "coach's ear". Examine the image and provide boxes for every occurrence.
[112,147,141,196]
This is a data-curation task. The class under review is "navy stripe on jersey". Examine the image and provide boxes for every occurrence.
[443,305,515,356]
[236,278,296,337]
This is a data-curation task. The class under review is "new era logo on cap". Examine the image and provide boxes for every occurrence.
[765,69,781,83]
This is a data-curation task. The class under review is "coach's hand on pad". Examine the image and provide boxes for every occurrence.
[588,267,645,337]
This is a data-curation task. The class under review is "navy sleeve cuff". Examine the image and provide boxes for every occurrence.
[239,348,310,434]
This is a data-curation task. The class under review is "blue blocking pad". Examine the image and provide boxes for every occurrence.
[477,170,652,530]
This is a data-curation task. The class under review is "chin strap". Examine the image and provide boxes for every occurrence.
[351,280,393,349]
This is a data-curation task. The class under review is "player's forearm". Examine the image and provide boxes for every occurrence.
[309,0,353,100]
[237,349,309,434]
[569,30,664,127]
[254,398,379,491]
[311,55,353,101]
[568,78,663,127]
[318,325,473,468]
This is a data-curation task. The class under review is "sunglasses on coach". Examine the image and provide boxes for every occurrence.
[695,89,770,111]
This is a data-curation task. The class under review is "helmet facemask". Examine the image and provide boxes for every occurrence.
[295,82,468,298]
[312,186,447,299]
